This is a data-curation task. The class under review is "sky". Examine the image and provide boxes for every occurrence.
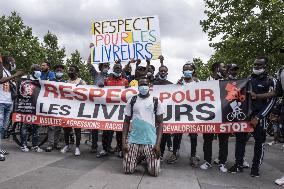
[0,0,214,82]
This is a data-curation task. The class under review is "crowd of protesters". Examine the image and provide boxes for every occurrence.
[0,46,284,186]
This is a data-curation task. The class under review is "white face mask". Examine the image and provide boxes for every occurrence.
[10,62,16,71]
[34,71,41,79]
[253,68,264,75]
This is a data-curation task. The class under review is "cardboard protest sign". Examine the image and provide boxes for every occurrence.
[13,79,253,133]
[91,15,161,63]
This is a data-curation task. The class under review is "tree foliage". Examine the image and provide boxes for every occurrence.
[201,0,284,77]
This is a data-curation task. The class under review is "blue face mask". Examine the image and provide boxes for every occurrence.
[183,70,193,78]
[138,86,149,96]
[55,72,63,78]
[113,72,121,78]
[34,71,41,79]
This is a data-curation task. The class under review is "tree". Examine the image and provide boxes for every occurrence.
[201,0,284,77]
[42,31,66,67]
[66,50,92,84]
[192,58,210,80]
[0,12,45,74]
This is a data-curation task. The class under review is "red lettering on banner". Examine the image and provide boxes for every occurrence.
[172,91,185,103]
[121,89,137,103]
[95,35,103,46]
[106,89,121,103]
[89,89,105,102]
[43,84,58,98]
[186,90,199,102]
[201,89,215,101]
[73,88,88,101]
[59,85,73,100]
[160,92,171,103]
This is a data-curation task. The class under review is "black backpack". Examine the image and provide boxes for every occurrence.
[129,95,159,119]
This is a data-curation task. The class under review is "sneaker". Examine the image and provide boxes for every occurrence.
[53,144,62,150]
[200,162,212,170]
[0,149,9,155]
[32,146,43,153]
[75,147,80,156]
[21,146,29,152]
[228,164,243,173]
[160,155,164,162]
[45,146,53,152]
[0,153,5,161]
[167,154,178,164]
[117,151,123,158]
[96,150,108,158]
[107,147,115,154]
[250,169,260,177]
[242,161,250,169]
[275,176,284,186]
[190,156,199,167]
[213,158,220,165]
[61,145,70,154]
[268,141,276,146]
[168,146,173,152]
[218,164,228,173]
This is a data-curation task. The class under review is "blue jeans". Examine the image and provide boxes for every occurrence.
[20,124,39,147]
[0,103,12,139]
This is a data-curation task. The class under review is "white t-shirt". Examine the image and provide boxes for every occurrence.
[124,94,164,145]
[0,68,12,104]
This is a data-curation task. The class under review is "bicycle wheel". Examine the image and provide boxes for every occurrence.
[12,122,48,148]
[237,112,246,121]
[227,112,235,121]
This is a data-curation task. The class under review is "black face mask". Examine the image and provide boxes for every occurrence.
[125,71,131,75]
[68,73,76,79]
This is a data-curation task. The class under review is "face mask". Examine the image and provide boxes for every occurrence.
[147,72,152,77]
[159,74,167,80]
[253,68,264,75]
[138,86,149,96]
[113,72,121,78]
[10,62,16,71]
[102,69,108,74]
[183,70,193,78]
[34,71,41,79]
[55,72,63,78]
[125,71,131,75]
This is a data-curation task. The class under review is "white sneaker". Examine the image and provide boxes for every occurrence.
[218,164,228,173]
[21,146,29,152]
[267,141,276,146]
[200,162,211,170]
[275,176,284,186]
[242,161,250,168]
[61,145,70,154]
[32,146,43,153]
[75,147,80,156]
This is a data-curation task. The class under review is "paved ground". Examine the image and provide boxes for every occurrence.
[0,134,283,189]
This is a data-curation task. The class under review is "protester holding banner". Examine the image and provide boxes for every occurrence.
[45,64,65,152]
[152,58,173,161]
[200,62,229,172]
[122,59,136,83]
[247,56,276,177]
[122,77,164,176]
[97,63,129,158]
[227,63,250,173]
[20,64,43,153]
[167,62,200,167]
[87,43,111,153]
[40,61,55,81]
[61,65,86,156]
[129,59,147,87]
[250,63,283,182]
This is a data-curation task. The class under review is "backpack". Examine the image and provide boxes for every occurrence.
[129,95,159,119]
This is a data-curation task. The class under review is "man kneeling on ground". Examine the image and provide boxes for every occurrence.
[122,77,164,176]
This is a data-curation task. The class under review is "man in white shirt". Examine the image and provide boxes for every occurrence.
[0,56,23,161]
[122,77,164,176]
